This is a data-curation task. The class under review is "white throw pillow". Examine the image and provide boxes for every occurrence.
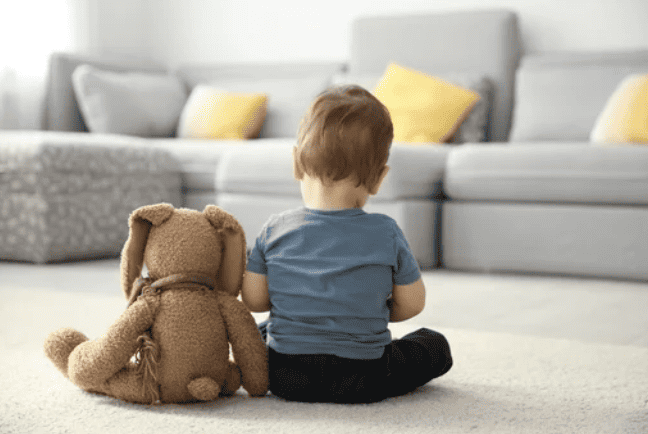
[72,64,187,137]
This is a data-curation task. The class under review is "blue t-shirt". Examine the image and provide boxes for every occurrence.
[246,206,421,359]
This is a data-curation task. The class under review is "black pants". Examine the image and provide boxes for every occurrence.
[258,322,453,403]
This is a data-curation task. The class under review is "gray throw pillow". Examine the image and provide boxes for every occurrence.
[72,65,188,137]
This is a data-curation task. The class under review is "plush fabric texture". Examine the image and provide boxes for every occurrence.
[332,72,492,143]
[590,74,648,144]
[373,63,480,144]
[43,204,268,404]
[72,64,187,137]
[177,85,267,139]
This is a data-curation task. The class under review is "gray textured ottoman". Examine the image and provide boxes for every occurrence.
[0,131,181,263]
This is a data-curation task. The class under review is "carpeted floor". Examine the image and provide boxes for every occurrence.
[1,262,647,433]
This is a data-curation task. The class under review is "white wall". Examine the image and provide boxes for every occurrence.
[71,0,153,58]
[93,0,648,65]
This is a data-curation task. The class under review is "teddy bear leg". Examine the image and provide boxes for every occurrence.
[101,363,157,404]
[219,360,242,396]
[43,328,89,379]
[187,377,221,401]
[67,296,159,392]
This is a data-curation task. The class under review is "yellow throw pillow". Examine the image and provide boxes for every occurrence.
[590,74,648,145]
[373,63,480,143]
[178,85,267,139]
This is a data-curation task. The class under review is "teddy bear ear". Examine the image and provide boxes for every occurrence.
[129,203,176,227]
[120,203,176,301]
[203,205,247,297]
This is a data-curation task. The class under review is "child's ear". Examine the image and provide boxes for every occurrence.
[369,165,390,195]
[292,147,304,181]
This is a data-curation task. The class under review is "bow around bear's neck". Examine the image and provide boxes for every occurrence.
[127,273,217,307]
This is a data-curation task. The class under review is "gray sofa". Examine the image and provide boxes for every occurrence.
[216,9,520,269]
[1,9,646,282]
[442,50,648,281]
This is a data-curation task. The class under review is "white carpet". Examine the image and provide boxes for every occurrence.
[1,287,647,434]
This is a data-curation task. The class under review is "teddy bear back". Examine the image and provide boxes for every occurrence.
[144,208,223,281]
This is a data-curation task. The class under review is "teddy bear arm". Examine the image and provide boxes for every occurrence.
[218,296,269,396]
[218,361,242,396]
[68,296,160,390]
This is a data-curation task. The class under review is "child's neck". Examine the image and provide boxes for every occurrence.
[299,174,370,210]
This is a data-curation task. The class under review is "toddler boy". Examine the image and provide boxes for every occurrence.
[242,85,452,403]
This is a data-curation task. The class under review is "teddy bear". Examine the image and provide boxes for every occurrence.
[44,203,268,404]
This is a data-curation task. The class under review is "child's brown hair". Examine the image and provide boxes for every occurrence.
[294,85,393,190]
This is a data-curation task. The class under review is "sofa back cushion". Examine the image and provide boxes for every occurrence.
[349,10,521,142]
[509,50,648,142]
[44,53,345,139]
[43,52,167,132]
[175,63,346,138]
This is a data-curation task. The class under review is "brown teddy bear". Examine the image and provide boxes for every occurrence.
[44,203,268,404]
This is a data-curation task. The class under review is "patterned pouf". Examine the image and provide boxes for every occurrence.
[0,131,181,263]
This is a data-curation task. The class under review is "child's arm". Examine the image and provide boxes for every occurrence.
[388,277,426,322]
[241,271,271,312]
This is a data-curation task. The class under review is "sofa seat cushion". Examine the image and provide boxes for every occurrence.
[144,138,258,193]
[445,144,648,205]
[145,138,301,211]
[216,142,451,201]
[0,131,181,263]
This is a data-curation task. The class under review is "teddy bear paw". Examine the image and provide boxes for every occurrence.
[43,328,89,378]
[187,377,221,401]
